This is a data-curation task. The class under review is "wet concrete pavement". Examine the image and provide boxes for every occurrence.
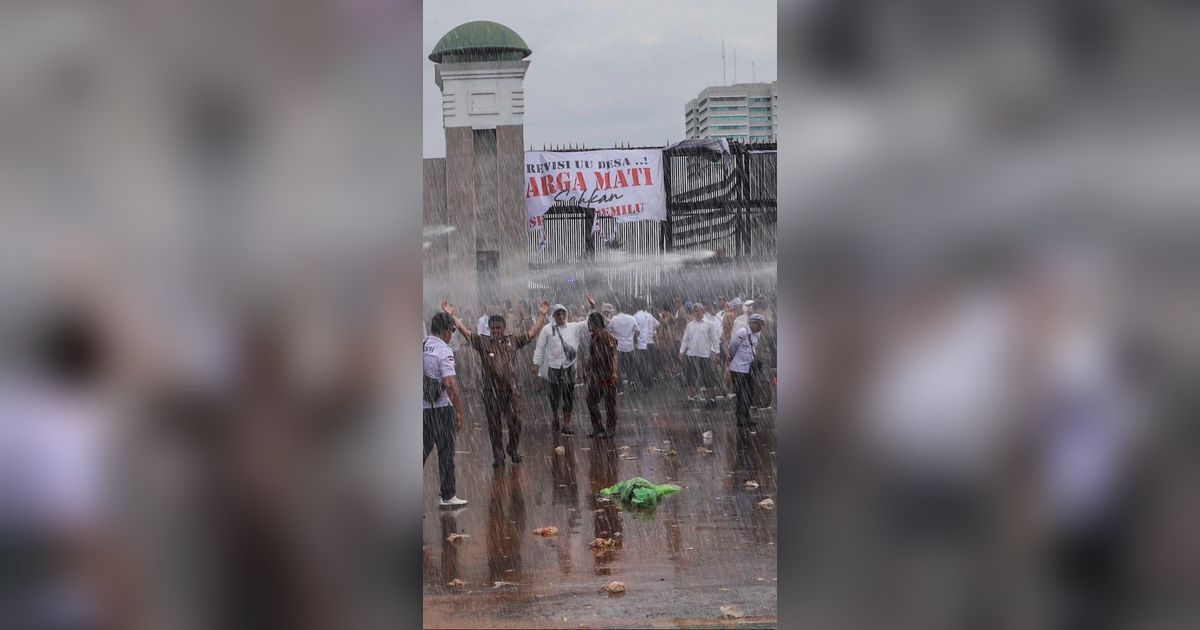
[422,386,778,629]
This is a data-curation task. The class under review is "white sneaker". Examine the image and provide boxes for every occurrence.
[439,496,468,508]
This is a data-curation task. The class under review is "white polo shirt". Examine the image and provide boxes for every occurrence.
[609,312,638,353]
[633,309,660,349]
[422,335,456,409]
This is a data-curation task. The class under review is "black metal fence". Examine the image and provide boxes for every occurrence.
[526,141,776,299]
[664,142,776,257]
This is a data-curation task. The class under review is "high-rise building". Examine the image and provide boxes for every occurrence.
[684,82,777,143]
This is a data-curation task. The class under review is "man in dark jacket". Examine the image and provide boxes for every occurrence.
[584,311,620,438]
[442,299,549,467]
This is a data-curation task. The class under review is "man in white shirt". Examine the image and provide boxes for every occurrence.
[704,302,728,398]
[424,312,466,506]
[533,294,596,435]
[728,314,766,427]
[679,304,721,401]
[607,303,639,394]
[633,302,660,388]
[0,305,146,630]
[476,303,498,337]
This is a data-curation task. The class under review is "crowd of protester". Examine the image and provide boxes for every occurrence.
[421,289,778,507]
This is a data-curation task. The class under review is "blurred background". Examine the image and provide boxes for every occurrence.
[0,1,423,629]
[778,1,1200,629]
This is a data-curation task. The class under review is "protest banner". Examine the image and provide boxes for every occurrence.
[525,149,665,231]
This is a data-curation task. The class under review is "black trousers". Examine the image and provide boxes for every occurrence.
[732,370,754,425]
[1051,512,1130,630]
[483,389,521,460]
[635,346,657,385]
[586,378,617,432]
[423,405,456,500]
[546,367,575,416]
[618,350,635,385]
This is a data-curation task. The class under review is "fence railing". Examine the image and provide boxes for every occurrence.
[526,141,776,300]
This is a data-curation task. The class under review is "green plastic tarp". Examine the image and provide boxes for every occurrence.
[599,477,681,507]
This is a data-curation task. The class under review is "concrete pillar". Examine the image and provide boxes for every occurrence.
[496,124,527,297]
[444,126,478,310]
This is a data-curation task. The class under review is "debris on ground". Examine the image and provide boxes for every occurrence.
[758,498,776,509]
[719,605,745,619]
[589,537,616,549]
[493,581,519,588]
[619,454,638,460]
[702,430,713,445]
[744,480,760,489]
[599,581,626,595]
[665,450,677,458]
[599,477,682,507]
[697,446,714,455]
[533,526,559,536]
[448,578,467,587]
[555,445,566,455]
[446,533,471,543]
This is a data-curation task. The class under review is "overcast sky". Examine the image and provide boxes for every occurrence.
[423,0,777,157]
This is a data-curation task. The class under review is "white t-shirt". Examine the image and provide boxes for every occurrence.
[422,336,456,409]
[703,314,724,354]
[609,313,639,353]
[863,295,1015,478]
[533,321,588,379]
[1041,320,1134,527]
[680,319,718,358]
[633,310,660,349]
[728,327,762,374]
[0,379,111,531]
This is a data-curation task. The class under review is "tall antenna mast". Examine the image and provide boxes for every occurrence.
[721,39,726,85]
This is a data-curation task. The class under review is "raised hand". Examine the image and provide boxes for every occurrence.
[441,300,456,318]
[585,292,596,307]
[538,299,550,316]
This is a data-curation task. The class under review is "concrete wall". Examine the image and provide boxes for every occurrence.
[422,157,447,308]
[472,129,500,306]
[496,124,528,295]
[444,126,478,310]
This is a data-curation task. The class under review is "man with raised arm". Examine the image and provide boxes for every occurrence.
[443,298,549,468]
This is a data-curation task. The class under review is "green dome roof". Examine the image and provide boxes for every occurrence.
[429,21,532,63]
